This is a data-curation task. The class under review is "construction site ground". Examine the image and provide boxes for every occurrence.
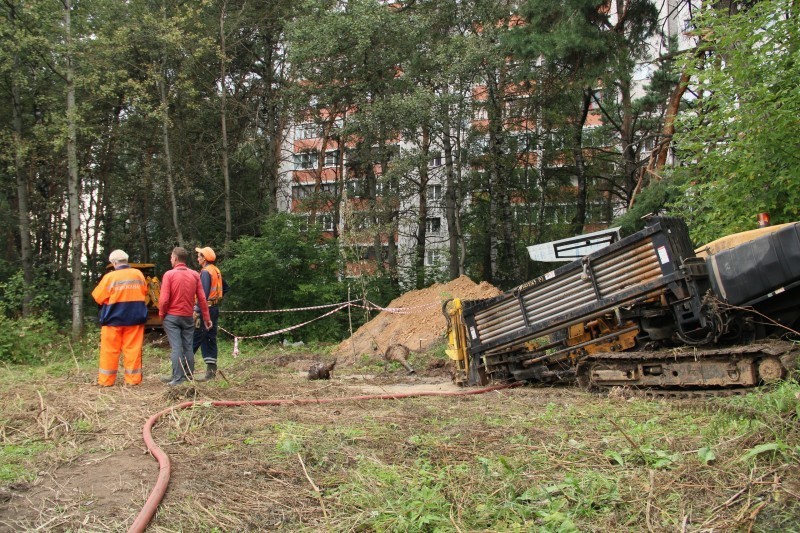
[1,341,799,532]
[1,275,798,531]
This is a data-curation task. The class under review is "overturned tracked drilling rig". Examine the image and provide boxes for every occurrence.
[444,217,800,392]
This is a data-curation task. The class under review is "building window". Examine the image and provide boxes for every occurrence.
[319,214,335,232]
[588,90,602,111]
[345,179,365,197]
[292,185,309,200]
[292,183,337,200]
[425,217,441,234]
[324,151,339,167]
[425,249,441,266]
[353,212,372,230]
[295,123,320,140]
[427,184,442,202]
[294,151,316,170]
[430,152,443,167]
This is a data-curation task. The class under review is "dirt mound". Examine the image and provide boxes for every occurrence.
[335,275,501,362]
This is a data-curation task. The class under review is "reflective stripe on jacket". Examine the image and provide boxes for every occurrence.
[92,265,148,326]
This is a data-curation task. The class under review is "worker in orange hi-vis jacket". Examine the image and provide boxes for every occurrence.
[91,249,149,386]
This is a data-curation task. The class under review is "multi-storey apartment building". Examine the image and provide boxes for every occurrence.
[278,1,696,285]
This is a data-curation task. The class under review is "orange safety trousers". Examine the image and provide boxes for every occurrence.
[98,324,145,386]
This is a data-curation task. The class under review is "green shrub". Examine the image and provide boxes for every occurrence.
[0,314,61,364]
[0,270,72,323]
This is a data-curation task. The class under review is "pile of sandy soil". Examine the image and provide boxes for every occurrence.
[335,275,501,362]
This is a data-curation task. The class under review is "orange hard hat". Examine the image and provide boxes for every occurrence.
[195,247,216,262]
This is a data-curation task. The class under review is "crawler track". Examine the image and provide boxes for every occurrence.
[575,341,799,396]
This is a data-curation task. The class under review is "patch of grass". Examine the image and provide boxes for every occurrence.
[332,459,458,531]
[0,442,51,483]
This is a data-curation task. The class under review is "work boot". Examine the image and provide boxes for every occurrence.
[159,375,173,383]
[195,363,217,382]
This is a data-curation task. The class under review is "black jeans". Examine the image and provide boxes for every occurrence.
[193,306,219,365]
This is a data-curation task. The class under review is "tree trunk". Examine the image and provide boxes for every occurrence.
[618,78,638,203]
[219,2,232,252]
[454,96,466,276]
[485,71,500,285]
[95,102,123,279]
[655,69,690,171]
[65,0,83,339]
[140,150,154,261]
[629,69,690,208]
[10,3,34,316]
[159,6,183,247]
[378,138,398,287]
[373,130,387,274]
[443,108,460,281]
[485,65,513,284]
[569,88,592,236]
[415,125,431,290]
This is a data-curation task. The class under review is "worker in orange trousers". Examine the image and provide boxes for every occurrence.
[92,249,149,386]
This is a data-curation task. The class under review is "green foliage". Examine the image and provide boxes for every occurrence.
[221,213,354,342]
[613,178,682,237]
[740,441,789,463]
[0,270,72,322]
[334,459,453,531]
[697,447,716,464]
[0,314,61,364]
[730,380,800,421]
[670,0,800,243]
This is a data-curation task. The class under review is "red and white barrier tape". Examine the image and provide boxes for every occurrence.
[219,298,444,357]
[360,299,442,314]
[219,303,350,357]
[220,301,356,314]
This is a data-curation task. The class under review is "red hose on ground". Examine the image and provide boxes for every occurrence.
[128,383,520,532]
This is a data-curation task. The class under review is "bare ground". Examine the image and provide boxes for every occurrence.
[1,344,798,532]
[0,346,492,531]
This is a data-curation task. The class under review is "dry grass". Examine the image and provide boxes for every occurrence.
[1,342,799,532]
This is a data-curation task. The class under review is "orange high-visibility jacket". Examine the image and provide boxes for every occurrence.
[92,266,148,326]
[202,263,224,305]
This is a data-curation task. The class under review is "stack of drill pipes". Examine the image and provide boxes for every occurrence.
[472,299,526,342]
[521,273,595,323]
[592,248,659,286]
[595,263,663,299]
[593,249,663,296]
[471,241,659,345]
[474,269,581,331]
[592,243,657,279]
[482,288,665,357]
[593,246,661,292]
[475,270,592,343]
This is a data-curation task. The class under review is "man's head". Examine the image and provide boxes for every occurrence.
[195,247,216,264]
[108,249,128,266]
[171,247,188,265]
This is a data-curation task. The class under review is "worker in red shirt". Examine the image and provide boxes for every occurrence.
[159,247,212,385]
[91,249,148,386]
